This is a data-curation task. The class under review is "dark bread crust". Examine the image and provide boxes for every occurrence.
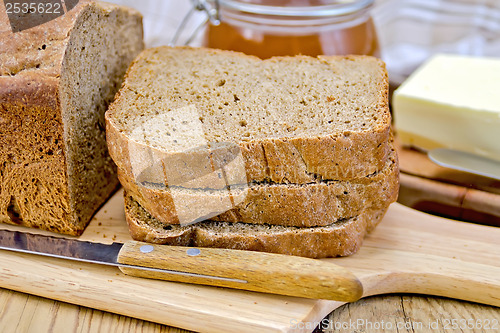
[0,1,143,235]
[116,147,399,227]
[124,191,389,258]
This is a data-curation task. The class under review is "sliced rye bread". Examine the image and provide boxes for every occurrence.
[123,191,389,258]
[117,145,398,227]
[105,47,391,186]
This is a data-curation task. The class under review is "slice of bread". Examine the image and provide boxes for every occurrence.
[0,1,143,235]
[124,191,388,258]
[106,47,391,185]
[117,146,398,227]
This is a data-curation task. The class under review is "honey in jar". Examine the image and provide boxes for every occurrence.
[202,0,380,58]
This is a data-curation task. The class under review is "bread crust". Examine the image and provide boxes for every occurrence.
[107,121,391,185]
[124,191,389,258]
[117,147,398,227]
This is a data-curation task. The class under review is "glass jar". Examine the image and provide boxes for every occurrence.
[201,0,380,58]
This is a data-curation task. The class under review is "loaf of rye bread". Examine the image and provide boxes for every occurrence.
[116,146,398,227]
[0,1,143,235]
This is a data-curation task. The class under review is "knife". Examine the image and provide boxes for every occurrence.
[428,148,500,181]
[0,229,363,301]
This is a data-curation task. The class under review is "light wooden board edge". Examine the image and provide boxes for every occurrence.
[5,287,498,333]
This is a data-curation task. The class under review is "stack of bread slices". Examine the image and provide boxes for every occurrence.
[105,47,398,258]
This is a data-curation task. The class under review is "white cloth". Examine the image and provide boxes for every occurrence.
[373,0,500,84]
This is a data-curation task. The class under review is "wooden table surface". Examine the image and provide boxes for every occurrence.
[1,288,498,332]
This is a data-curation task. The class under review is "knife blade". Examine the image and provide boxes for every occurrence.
[428,148,500,181]
[0,229,363,301]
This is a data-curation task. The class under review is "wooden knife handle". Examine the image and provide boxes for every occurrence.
[117,241,363,301]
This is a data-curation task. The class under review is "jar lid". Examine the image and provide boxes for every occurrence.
[216,0,374,18]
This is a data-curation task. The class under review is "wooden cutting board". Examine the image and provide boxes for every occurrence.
[397,144,500,226]
[0,189,499,333]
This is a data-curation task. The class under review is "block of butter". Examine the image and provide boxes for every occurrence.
[393,54,500,162]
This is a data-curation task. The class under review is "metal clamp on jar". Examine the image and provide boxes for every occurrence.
[171,0,380,58]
